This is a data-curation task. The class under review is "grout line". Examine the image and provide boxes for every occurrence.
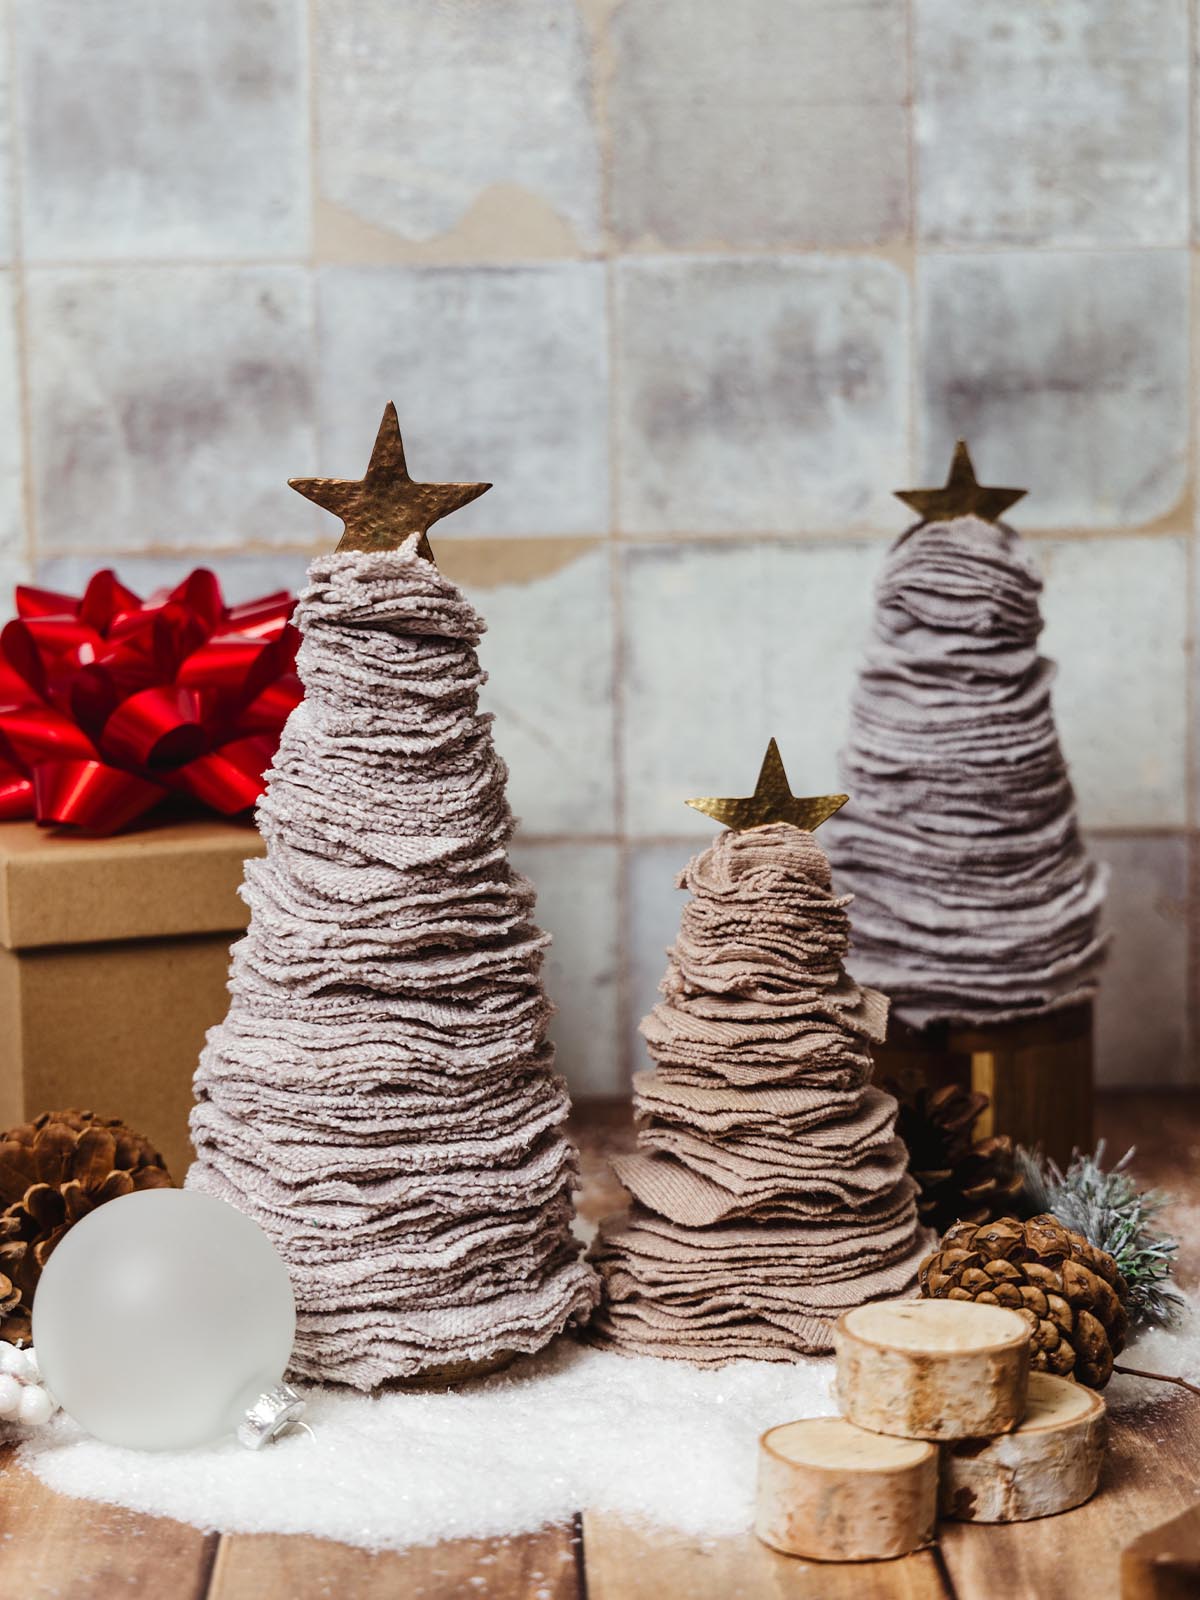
[26,521,1195,562]
[304,0,322,482]
[5,0,34,582]
[1187,0,1198,1084]
[904,0,918,481]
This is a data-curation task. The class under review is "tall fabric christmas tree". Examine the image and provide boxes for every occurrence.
[189,405,598,1389]
[590,742,926,1363]
[824,443,1106,1030]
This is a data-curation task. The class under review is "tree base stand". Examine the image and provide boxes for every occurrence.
[388,1349,520,1391]
[873,1002,1093,1167]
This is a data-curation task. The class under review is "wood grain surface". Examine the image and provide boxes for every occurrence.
[0,1092,1194,1600]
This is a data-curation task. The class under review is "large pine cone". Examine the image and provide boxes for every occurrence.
[0,1110,173,1342]
[887,1081,1022,1233]
[919,1214,1129,1388]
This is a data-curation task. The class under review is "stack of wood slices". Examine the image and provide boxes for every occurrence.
[756,1298,1106,1562]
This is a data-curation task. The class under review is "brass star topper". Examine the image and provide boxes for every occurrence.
[289,402,491,560]
[894,440,1026,527]
[686,739,848,833]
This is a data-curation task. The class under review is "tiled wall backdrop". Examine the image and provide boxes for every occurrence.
[1,1,1195,1093]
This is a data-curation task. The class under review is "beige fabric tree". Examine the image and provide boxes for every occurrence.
[591,742,926,1362]
[188,408,597,1388]
[825,443,1106,1028]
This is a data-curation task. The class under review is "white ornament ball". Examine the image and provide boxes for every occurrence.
[0,1373,21,1419]
[0,1345,29,1379]
[17,1385,54,1427]
[32,1189,296,1451]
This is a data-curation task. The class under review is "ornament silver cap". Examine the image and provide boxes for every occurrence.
[238,1383,306,1450]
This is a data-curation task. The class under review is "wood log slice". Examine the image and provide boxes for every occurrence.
[835,1298,1030,1440]
[756,1416,938,1562]
[941,1371,1106,1523]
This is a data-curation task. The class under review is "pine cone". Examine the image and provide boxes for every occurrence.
[919,1213,1129,1388]
[887,1080,1022,1233]
[0,1110,173,1342]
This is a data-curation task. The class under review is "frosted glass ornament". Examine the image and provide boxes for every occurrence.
[32,1189,302,1451]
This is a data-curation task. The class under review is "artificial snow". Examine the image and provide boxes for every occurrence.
[16,1301,1200,1552]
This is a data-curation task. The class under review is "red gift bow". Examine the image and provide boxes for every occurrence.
[0,567,302,834]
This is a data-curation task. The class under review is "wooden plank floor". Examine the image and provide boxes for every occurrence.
[0,1091,1195,1600]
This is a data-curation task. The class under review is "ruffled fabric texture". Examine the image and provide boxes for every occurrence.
[826,516,1106,1028]
[589,823,927,1364]
[188,543,598,1389]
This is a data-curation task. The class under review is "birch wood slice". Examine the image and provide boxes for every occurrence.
[756,1416,937,1561]
[940,1371,1106,1523]
[835,1298,1030,1440]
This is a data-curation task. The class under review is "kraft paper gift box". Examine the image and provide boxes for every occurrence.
[0,818,264,1181]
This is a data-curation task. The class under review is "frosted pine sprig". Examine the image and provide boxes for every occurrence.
[1017,1142,1183,1327]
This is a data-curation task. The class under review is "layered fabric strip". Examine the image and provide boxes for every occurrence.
[589,823,928,1364]
[824,515,1106,1028]
[188,543,598,1389]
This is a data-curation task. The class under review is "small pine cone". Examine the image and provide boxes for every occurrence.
[887,1080,1023,1233]
[0,1110,173,1343]
[919,1213,1129,1389]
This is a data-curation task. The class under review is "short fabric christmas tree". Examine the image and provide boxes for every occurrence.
[590,742,926,1363]
[825,443,1106,1028]
[188,406,598,1389]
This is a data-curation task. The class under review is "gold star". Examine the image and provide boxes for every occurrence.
[686,739,848,833]
[895,440,1026,527]
[289,402,491,560]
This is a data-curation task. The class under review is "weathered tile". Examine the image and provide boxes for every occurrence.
[615,257,909,535]
[33,550,317,605]
[627,840,696,1073]
[316,265,609,536]
[1090,833,1190,1087]
[916,0,1188,246]
[475,543,615,836]
[1039,537,1187,829]
[917,252,1189,527]
[0,274,23,559]
[0,22,15,262]
[14,0,309,260]
[0,556,31,620]
[621,539,885,836]
[511,842,621,1096]
[26,267,318,553]
[315,0,599,252]
[609,0,907,249]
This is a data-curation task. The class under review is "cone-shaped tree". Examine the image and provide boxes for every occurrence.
[590,742,926,1363]
[825,443,1106,1028]
[188,407,597,1388]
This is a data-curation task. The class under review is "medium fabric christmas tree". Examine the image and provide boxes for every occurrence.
[189,406,598,1389]
[824,442,1106,1027]
[590,742,927,1363]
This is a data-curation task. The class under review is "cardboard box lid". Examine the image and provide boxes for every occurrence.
[0,818,266,949]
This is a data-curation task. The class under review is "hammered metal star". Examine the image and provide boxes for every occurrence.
[895,440,1026,527]
[686,739,848,833]
[289,402,491,559]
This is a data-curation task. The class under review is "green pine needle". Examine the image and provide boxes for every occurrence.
[1016,1142,1184,1328]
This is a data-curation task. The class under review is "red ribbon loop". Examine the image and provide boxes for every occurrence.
[0,568,299,833]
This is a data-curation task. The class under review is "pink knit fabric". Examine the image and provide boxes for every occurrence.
[188,542,598,1389]
[589,823,928,1364]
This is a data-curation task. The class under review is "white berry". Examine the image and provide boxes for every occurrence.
[17,1386,54,1426]
[0,1346,25,1377]
[10,1352,35,1383]
[20,1348,40,1382]
[0,1374,22,1418]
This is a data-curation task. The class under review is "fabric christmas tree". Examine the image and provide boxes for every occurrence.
[189,406,598,1389]
[824,442,1106,1028]
[590,741,926,1363]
